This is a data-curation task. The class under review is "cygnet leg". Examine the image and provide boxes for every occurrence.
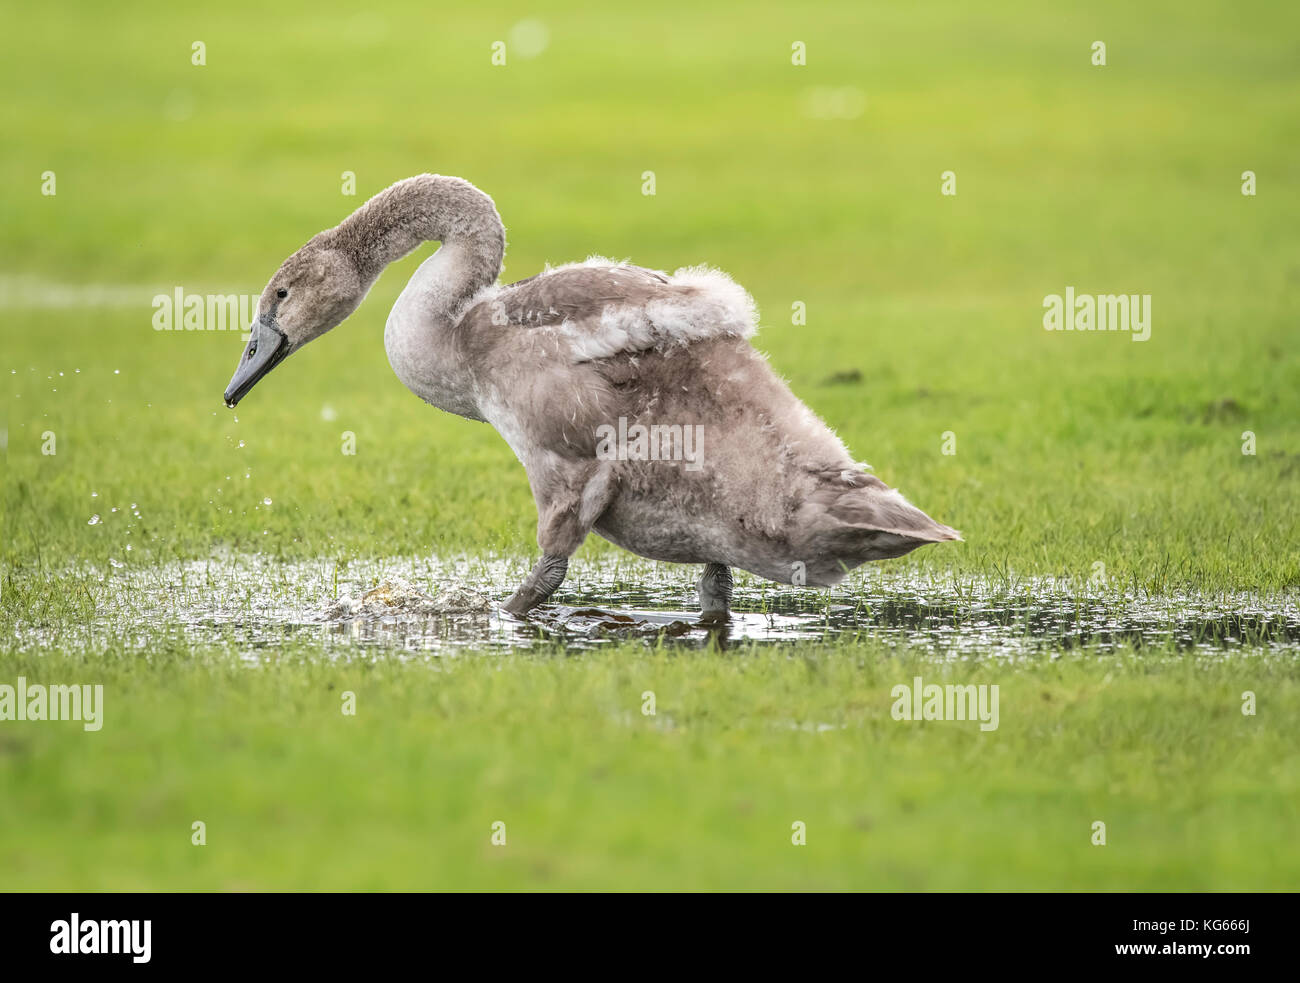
[698,563,733,621]
[503,554,569,616]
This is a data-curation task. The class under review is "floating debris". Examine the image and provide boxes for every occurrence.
[529,606,699,640]
[324,577,492,620]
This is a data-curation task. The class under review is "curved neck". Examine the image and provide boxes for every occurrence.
[330,174,505,303]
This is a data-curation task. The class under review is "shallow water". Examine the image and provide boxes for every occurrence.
[8,554,1300,659]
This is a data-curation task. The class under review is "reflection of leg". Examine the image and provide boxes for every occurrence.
[503,554,569,616]
[698,563,733,621]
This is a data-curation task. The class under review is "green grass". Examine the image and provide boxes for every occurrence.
[3,642,1297,891]
[2,0,1298,890]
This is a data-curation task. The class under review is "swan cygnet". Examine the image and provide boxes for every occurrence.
[223,175,960,618]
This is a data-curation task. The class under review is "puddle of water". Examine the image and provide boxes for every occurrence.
[5,554,1299,659]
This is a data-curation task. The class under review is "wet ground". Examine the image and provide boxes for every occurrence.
[9,554,1300,659]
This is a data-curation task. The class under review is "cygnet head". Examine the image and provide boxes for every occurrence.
[223,232,364,408]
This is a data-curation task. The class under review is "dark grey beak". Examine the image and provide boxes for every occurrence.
[224,316,291,408]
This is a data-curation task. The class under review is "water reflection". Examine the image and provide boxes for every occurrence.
[8,555,1299,658]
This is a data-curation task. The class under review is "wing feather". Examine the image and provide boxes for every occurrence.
[457,257,758,362]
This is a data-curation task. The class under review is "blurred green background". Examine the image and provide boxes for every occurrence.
[1,1,1298,890]
[3,0,1297,584]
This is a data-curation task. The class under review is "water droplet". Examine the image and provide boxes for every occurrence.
[114,369,120,375]
[87,514,101,525]
[91,491,98,498]
[238,440,246,448]
[263,497,272,505]
[111,507,119,513]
